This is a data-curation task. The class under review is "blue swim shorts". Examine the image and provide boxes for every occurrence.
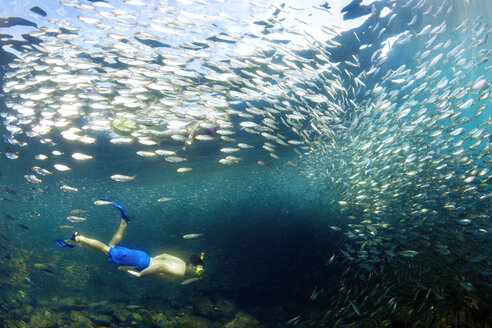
[108,246,151,270]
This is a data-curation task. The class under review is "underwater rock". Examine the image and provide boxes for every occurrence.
[29,309,59,328]
[69,310,85,322]
[88,313,112,325]
[67,310,94,328]
[176,305,195,318]
[169,296,188,309]
[164,308,179,320]
[4,320,29,328]
[58,297,76,307]
[193,298,237,320]
[214,300,236,319]
[223,314,259,328]
[178,314,215,328]
[112,308,130,322]
[22,304,33,314]
[194,298,215,319]
[143,312,168,325]
[131,312,143,322]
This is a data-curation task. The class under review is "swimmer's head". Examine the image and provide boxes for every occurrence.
[189,253,204,275]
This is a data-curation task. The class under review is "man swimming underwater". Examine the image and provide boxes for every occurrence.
[54,201,204,282]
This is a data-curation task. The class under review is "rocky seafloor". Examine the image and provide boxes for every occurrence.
[1,296,277,328]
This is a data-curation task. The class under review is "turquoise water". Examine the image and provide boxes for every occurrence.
[1,0,491,327]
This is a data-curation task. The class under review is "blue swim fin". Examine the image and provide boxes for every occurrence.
[54,239,75,248]
[100,199,130,223]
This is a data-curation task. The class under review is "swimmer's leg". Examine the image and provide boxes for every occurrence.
[183,123,201,150]
[109,219,128,247]
[75,234,110,255]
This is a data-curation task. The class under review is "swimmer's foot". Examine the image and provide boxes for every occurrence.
[54,239,75,248]
[70,231,79,242]
[104,200,131,223]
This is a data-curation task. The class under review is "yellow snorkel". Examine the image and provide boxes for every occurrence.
[195,252,204,275]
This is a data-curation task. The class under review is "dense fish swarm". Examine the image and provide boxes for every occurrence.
[299,2,492,327]
[1,0,353,177]
[0,0,491,326]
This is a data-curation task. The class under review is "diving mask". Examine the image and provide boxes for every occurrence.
[194,265,204,275]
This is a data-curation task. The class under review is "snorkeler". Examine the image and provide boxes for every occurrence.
[54,201,204,282]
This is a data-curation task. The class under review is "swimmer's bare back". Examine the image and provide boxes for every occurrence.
[127,253,188,282]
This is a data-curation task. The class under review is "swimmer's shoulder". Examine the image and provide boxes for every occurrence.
[153,253,186,263]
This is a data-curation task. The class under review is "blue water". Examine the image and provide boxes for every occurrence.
[0,127,342,324]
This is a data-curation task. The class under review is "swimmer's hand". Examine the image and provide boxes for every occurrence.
[127,270,141,277]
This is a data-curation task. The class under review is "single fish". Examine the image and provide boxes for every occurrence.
[26,211,41,217]
[350,302,361,316]
[60,185,79,192]
[5,152,20,159]
[34,263,56,270]
[182,233,204,239]
[310,286,323,300]
[256,161,271,167]
[2,187,16,195]
[34,154,48,160]
[287,160,298,168]
[72,152,93,160]
[29,186,46,193]
[18,224,30,230]
[24,277,35,286]
[66,216,87,223]
[110,174,136,182]
[70,209,87,215]
[285,315,301,326]
[110,137,133,144]
[155,149,176,156]
[165,156,187,163]
[32,167,53,176]
[54,164,71,171]
[238,143,254,149]
[219,158,236,165]
[220,147,240,153]
[180,277,202,285]
[42,269,58,277]
[24,175,43,184]
[59,225,74,229]
[398,250,418,258]
[157,197,176,203]
[94,200,113,205]
[136,151,156,157]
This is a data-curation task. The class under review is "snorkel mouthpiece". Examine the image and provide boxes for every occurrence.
[195,253,204,275]
[195,265,204,275]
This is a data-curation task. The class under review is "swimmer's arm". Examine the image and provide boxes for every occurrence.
[128,263,167,277]
[129,261,185,278]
